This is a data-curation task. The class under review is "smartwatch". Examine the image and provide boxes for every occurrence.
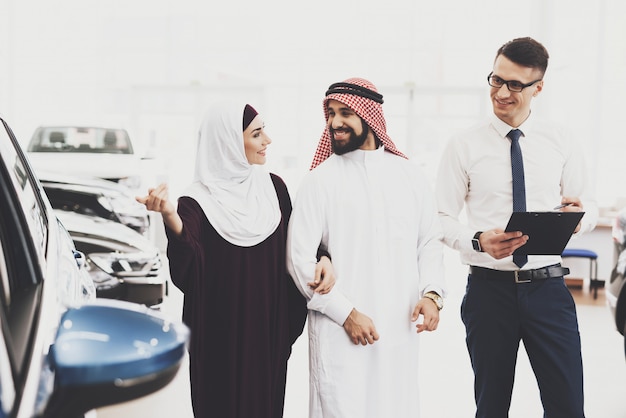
[471,231,483,252]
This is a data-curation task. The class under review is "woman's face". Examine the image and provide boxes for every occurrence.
[243,115,271,165]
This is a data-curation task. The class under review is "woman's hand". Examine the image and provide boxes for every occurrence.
[136,183,183,235]
[308,255,336,294]
[136,183,175,216]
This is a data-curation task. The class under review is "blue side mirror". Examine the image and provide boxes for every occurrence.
[45,300,189,417]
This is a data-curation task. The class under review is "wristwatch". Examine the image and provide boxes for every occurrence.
[424,291,443,311]
[472,231,483,252]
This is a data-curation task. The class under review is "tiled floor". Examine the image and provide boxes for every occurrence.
[98,248,626,417]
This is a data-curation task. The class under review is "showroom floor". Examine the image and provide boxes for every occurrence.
[97,248,626,417]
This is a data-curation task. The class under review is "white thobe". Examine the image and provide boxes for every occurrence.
[286,147,446,418]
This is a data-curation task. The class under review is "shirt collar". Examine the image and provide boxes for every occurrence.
[490,112,536,140]
[342,145,386,164]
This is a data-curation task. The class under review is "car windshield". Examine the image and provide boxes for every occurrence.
[27,127,133,154]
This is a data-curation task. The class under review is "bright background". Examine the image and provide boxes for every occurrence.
[1,0,625,208]
[2,1,625,417]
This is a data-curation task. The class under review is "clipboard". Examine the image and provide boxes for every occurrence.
[504,211,585,255]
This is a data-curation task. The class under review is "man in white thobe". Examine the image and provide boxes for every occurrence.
[287,77,447,418]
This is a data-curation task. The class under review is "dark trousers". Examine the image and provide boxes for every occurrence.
[461,272,585,418]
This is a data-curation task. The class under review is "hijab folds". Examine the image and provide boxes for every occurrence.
[183,101,281,247]
[310,77,407,170]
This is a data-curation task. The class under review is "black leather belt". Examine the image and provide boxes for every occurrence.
[469,264,569,284]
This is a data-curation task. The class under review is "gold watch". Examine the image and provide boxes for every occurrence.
[424,292,443,311]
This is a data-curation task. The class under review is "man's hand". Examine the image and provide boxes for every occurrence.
[308,256,336,294]
[558,196,584,233]
[479,228,528,259]
[411,297,440,333]
[343,308,379,345]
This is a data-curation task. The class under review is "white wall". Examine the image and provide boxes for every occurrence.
[1,0,625,205]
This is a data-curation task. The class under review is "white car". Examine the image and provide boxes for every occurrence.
[39,171,151,236]
[27,126,166,246]
[26,126,146,192]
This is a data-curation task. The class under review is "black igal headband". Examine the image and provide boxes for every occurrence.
[325,82,384,104]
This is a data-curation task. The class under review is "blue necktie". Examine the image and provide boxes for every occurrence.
[508,129,527,268]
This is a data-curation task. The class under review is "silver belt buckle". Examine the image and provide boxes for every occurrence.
[514,270,531,283]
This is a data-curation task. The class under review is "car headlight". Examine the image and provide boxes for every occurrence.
[97,194,150,234]
[87,251,162,278]
[116,213,150,235]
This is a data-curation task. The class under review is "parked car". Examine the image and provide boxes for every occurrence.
[0,117,188,417]
[26,126,145,190]
[55,210,168,307]
[608,207,626,358]
[39,171,151,236]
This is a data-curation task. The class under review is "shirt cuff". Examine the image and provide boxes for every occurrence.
[307,291,354,326]
[422,287,446,298]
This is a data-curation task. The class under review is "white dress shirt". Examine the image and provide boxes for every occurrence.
[436,113,598,270]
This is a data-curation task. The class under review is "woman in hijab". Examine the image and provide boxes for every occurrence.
[137,101,334,417]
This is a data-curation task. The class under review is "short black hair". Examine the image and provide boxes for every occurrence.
[496,37,549,76]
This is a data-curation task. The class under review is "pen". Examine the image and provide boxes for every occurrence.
[553,203,573,210]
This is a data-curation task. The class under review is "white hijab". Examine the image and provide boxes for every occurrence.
[182,100,281,247]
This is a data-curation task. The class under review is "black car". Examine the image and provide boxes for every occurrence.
[608,207,626,357]
[0,117,188,417]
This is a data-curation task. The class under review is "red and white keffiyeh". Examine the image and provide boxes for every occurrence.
[310,77,408,170]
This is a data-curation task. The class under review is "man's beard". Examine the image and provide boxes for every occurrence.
[330,120,369,155]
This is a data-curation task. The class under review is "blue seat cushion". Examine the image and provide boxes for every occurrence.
[562,248,598,259]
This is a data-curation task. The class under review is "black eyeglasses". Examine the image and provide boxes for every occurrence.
[487,72,542,92]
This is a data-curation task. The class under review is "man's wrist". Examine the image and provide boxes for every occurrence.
[471,231,484,252]
[423,291,443,311]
